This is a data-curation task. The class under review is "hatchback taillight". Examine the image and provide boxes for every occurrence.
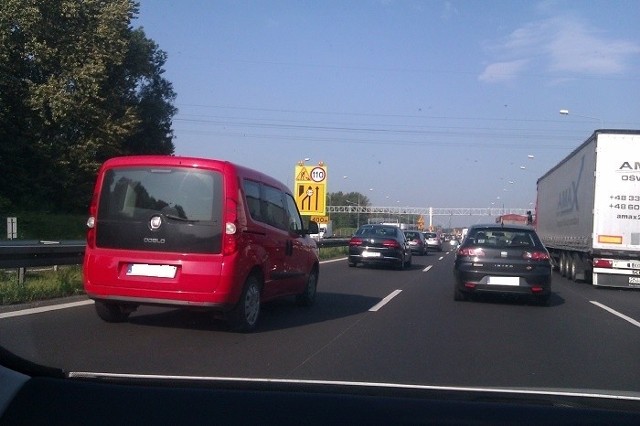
[349,237,364,246]
[523,251,550,260]
[382,239,401,249]
[457,247,484,257]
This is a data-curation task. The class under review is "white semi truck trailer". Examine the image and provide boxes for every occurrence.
[535,129,640,287]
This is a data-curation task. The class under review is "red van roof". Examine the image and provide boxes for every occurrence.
[101,155,291,194]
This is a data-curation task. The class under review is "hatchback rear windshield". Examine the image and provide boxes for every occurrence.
[467,229,537,248]
[356,226,399,237]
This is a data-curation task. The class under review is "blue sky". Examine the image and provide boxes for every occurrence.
[135,1,640,226]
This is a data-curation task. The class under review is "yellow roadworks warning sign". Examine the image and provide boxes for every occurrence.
[294,163,327,215]
[296,167,311,181]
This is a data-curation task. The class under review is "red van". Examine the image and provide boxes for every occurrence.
[83,156,320,331]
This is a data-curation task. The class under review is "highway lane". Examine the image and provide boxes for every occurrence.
[299,252,640,392]
[1,250,639,394]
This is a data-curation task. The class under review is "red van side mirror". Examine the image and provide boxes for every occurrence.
[307,220,319,235]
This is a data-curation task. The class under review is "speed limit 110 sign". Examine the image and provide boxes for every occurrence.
[310,167,326,182]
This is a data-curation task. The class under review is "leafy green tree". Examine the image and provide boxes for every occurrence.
[120,28,176,155]
[0,0,176,213]
[328,191,370,229]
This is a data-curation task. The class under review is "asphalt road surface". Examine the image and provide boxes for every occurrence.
[2,250,639,393]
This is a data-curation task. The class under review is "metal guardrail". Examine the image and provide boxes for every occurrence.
[316,238,350,248]
[0,238,349,269]
[0,240,86,269]
[328,206,529,216]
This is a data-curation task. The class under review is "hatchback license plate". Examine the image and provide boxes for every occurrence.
[487,276,519,286]
[362,251,381,258]
[127,264,177,278]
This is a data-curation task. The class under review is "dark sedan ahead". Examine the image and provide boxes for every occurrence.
[348,224,412,269]
[453,224,552,305]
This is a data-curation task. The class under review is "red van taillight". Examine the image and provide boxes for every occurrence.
[86,192,98,248]
[86,216,96,248]
[223,198,239,255]
[223,222,238,255]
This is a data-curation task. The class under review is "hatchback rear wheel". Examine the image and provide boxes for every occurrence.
[453,286,467,301]
[532,294,550,306]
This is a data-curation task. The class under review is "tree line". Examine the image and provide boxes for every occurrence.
[327,191,370,230]
[0,0,176,214]
[327,191,423,230]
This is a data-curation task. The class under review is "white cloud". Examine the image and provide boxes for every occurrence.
[441,1,458,20]
[548,20,640,74]
[478,59,529,83]
[479,9,640,84]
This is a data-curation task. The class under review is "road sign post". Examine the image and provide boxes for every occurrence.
[7,217,17,240]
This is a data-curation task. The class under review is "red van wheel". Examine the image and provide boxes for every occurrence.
[227,275,261,332]
[296,268,318,307]
[94,300,133,323]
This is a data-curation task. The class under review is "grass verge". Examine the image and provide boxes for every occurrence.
[319,246,348,260]
[0,266,84,305]
[0,247,348,305]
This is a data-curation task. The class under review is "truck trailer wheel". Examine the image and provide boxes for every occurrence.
[569,253,583,282]
[559,253,568,277]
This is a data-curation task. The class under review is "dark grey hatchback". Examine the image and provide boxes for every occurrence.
[453,224,552,305]
[348,224,412,269]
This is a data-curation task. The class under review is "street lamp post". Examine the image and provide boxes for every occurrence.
[345,196,360,228]
[559,109,603,127]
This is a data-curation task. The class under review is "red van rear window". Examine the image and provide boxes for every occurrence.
[96,167,224,254]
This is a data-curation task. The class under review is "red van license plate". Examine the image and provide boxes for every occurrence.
[127,264,177,278]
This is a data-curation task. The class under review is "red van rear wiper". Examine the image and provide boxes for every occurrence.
[163,213,200,223]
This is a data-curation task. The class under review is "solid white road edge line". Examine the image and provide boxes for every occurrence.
[66,371,640,402]
[369,289,402,312]
[320,257,347,264]
[590,301,640,329]
[0,300,94,319]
